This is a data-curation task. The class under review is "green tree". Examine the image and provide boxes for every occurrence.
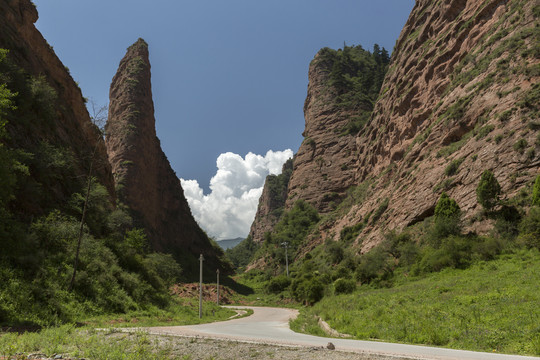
[435,192,461,218]
[429,193,462,245]
[0,57,17,208]
[476,170,501,211]
[291,276,324,305]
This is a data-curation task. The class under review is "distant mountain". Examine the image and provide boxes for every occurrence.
[217,237,244,250]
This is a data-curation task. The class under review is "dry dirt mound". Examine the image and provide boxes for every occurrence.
[170,283,236,304]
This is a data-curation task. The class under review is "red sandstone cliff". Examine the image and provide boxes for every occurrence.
[248,158,293,243]
[105,39,229,274]
[251,0,539,254]
[0,0,114,214]
[346,0,539,249]
[285,47,386,214]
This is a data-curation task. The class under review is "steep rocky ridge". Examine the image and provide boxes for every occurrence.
[105,39,229,275]
[248,158,293,243]
[0,0,114,215]
[285,46,389,215]
[345,0,540,249]
[335,0,540,249]
[251,0,539,257]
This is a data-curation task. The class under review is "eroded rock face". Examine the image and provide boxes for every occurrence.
[248,159,293,243]
[346,0,540,249]
[0,0,115,209]
[106,39,228,274]
[285,53,362,213]
[251,0,539,255]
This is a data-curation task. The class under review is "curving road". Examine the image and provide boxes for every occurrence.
[146,306,538,360]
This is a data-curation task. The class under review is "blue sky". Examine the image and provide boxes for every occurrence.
[33,0,414,239]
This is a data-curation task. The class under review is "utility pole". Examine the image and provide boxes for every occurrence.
[216,269,220,306]
[199,254,204,319]
[281,242,289,277]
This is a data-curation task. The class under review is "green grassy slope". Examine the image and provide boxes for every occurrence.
[291,249,540,356]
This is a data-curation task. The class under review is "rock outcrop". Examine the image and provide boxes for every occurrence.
[106,39,229,275]
[248,158,293,243]
[285,55,359,213]
[285,46,389,214]
[0,0,114,214]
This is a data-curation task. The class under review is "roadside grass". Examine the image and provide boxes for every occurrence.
[0,326,175,359]
[83,298,235,328]
[0,299,236,358]
[290,249,540,356]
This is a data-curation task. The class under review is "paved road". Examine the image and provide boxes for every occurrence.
[147,306,538,360]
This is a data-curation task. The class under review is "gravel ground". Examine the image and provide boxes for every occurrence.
[143,333,416,360]
[1,332,417,360]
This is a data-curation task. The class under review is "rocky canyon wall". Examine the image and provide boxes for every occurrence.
[347,0,539,249]
[0,0,114,216]
[251,0,539,253]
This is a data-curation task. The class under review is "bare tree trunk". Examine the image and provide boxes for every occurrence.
[69,100,107,292]
[68,161,94,292]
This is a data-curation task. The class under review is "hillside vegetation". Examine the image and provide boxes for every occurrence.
[0,48,189,326]
[230,175,540,355]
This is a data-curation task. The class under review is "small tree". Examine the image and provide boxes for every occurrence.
[476,170,501,211]
[427,193,462,245]
[69,101,109,291]
[435,192,461,218]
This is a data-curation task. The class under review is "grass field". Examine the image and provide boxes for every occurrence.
[0,327,177,360]
[291,249,540,356]
[0,299,235,359]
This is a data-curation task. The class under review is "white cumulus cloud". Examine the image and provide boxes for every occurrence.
[181,149,293,240]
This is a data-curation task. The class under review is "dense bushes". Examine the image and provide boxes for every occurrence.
[291,276,324,305]
[259,200,320,270]
[334,278,356,295]
[266,275,291,294]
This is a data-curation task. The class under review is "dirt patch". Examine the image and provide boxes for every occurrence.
[170,283,237,304]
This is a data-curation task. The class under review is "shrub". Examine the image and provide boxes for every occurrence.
[334,278,356,295]
[143,253,183,287]
[332,264,351,281]
[427,216,462,246]
[355,247,392,284]
[494,205,521,240]
[339,222,363,244]
[533,175,540,206]
[476,170,501,211]
[326,241,345,264]
[434,192,461,219]
[266,275,291,294]
[371,198,389,224]
[291,277,325,305]
[444,158,464,176]
[513,139,528,154]
[518,207,540,249]
[418,235,473,272]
